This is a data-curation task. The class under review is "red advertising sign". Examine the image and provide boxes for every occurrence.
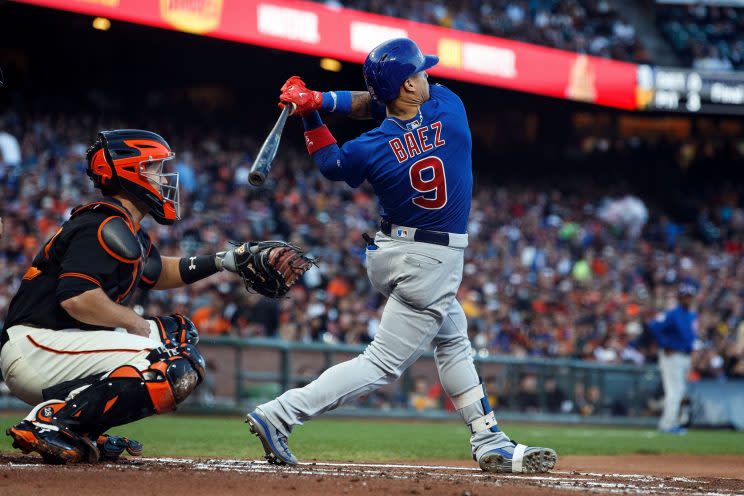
[14,0,638,109]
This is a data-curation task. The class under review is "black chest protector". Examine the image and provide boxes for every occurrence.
[64,200,162,302]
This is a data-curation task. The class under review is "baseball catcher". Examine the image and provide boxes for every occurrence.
[1,129,312,463]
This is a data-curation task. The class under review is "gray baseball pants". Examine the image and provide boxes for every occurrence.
[258,230,510,458]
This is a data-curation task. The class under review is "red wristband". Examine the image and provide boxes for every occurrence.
[304,125,337,155]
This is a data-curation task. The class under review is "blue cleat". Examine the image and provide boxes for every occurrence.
[478,440,557,473]
[658,426,688,435]
[245,409,298,465]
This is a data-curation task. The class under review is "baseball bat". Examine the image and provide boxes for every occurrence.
[248,103,295,187]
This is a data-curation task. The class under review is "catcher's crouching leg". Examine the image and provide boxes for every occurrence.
[7,344,205,464]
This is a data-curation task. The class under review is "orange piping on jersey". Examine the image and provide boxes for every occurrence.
[26,335,152,355]
[23,267,42,281]
[97,216,138,264]
[43,227,63,259]
[74,201,139,232]
[116,261,140,303]
[58,272,102,287]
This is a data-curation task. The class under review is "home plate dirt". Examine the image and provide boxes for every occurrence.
[0,453,742,496]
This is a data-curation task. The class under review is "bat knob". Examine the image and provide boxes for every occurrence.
[249,171,265,187]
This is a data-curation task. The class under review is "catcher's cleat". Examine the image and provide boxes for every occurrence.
[245,409,298,465]
[96,434,144,461]
[6,401,99,464]
[477,440,557,473]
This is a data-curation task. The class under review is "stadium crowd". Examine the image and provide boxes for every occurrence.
[656,3,744,71]
[316,0,647,63]
[0,108,743,389]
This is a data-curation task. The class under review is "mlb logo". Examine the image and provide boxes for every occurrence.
[396,228,409,238]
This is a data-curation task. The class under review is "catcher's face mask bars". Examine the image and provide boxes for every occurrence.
[141,155,181,220]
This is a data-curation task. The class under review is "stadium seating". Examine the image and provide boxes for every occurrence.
[1,109,742,381]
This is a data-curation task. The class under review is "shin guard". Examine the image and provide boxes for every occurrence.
[51,344,205,438]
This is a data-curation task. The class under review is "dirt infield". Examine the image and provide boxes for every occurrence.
[0,453,742,496]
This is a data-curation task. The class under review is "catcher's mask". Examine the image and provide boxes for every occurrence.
[86,129,180,225]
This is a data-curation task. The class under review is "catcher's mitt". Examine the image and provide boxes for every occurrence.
[231,241,315,298]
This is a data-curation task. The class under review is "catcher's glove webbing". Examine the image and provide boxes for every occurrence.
[232,241,316,298]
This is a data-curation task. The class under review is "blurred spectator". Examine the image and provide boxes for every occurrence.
[2,103,744,389]
[657,3,744,71]
[316,0,647,62]
[544,377,569,413]
[516,373,540,412]
[409,376,440,411]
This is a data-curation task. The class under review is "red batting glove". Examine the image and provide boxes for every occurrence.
[278,75,322,116]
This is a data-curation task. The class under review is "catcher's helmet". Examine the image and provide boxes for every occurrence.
[363,38,438,103]
[86,130,179,225]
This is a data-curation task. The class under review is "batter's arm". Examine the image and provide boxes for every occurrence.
[60,288,151,336]
[348,91,373,119]
[301,111,348,182]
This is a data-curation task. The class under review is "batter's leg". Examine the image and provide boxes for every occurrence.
[432,300,510,458]
[433,300,556,473]
[252,295,446,463]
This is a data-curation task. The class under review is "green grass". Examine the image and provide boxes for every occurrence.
[1,414,743,461]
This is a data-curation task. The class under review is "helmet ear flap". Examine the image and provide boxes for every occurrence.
[86,136,120,194]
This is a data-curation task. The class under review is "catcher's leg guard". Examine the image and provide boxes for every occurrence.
[53,344,205,438]
[7,344,205,463]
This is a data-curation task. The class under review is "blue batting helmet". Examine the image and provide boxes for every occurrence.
[363,38,439,103]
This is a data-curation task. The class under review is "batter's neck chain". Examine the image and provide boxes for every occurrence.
[386,108,424,132]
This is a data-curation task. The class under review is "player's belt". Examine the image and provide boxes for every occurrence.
[379,219,467,248]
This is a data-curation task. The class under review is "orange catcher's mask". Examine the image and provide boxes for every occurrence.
[86,129,180,225]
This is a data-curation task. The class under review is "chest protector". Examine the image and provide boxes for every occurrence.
[63,200,160,303]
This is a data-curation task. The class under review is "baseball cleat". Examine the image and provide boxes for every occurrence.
[478,440,557,473]
[658,427,688,435]
[96,434,144,461]
[245,409,298,465]
[7,421,99,464]
[6,400,99,464]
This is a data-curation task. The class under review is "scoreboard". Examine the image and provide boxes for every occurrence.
[637,65,744,115]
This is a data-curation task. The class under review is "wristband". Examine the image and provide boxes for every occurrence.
[179,255,220,284]
[302,111,323,131]
[321,91,352,114]
[304,125,337,155]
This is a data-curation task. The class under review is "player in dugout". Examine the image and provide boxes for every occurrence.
[1,130,312,464]
[246,38,557,474]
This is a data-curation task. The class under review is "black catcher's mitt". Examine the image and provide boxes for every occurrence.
[232,241,315,298]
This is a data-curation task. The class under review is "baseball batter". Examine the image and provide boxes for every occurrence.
[247,38,557,473]
[1,130,310,463]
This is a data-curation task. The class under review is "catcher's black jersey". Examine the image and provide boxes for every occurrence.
[1,198,159,342]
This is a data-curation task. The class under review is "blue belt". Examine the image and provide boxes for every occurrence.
[380,219,450,247]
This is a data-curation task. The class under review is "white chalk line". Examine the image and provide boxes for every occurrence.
[1,457,739,496]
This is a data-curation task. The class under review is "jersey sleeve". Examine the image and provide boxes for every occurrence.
[56,223,121,301]
[338,137,370,188]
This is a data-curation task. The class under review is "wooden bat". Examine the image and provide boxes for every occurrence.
[248,103,295,187]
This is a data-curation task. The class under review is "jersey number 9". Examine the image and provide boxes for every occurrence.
[409,157,447,210]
